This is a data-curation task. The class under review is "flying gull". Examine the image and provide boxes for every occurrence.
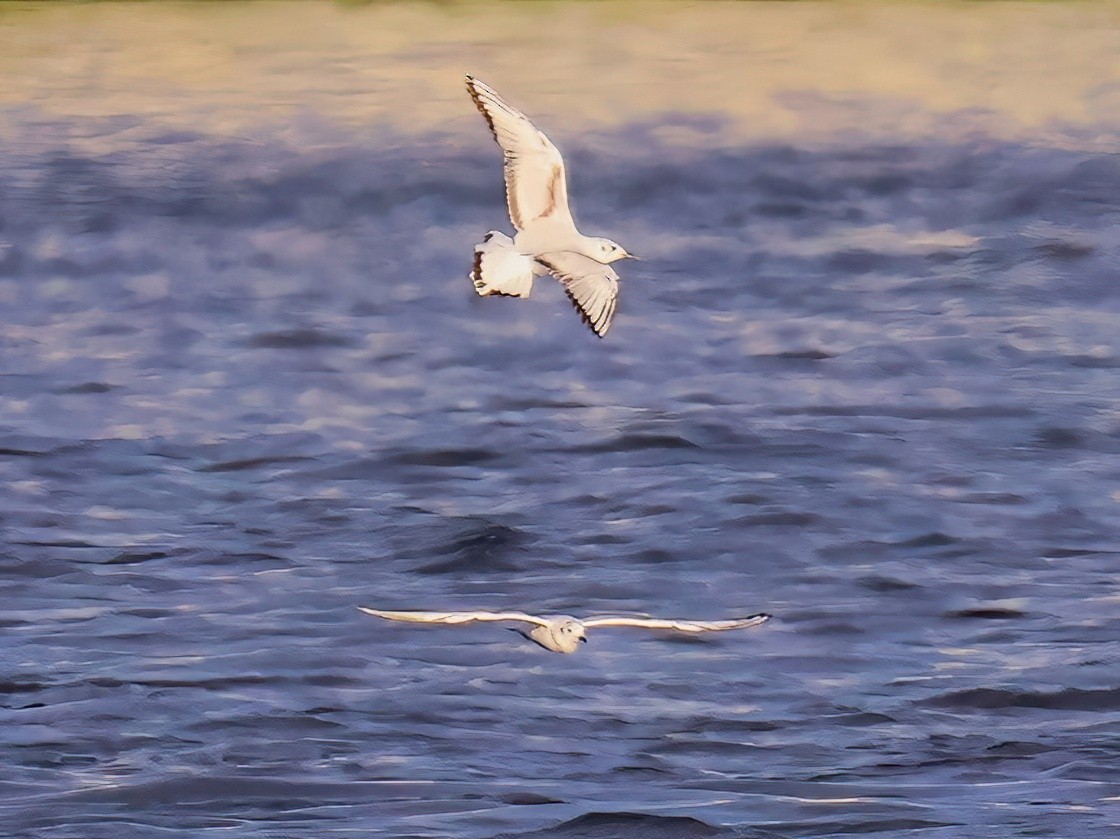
[465,75,637,337]
[359,607,771,654]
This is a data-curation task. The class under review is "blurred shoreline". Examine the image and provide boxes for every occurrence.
[1,0,1118,149]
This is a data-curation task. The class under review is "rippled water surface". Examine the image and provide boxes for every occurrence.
[2,2,1120,836]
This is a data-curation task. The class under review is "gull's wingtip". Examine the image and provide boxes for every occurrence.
[357,606,382,616]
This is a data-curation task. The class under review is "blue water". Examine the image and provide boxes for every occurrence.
[2,4,1120,837]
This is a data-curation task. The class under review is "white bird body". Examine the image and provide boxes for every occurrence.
[359,607,771,654]
[520,618,589,655]
[465,75,635,337]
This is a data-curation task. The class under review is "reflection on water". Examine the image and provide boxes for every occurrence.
[1,2,1119,837]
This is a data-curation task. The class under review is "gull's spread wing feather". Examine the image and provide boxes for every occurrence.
[359,607,550,627]
[466,75,573,232]
[537,251,620,337]
[583,614,772,632]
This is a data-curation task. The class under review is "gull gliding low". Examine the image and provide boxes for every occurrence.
[359,607,771,654]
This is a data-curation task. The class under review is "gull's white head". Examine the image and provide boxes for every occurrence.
[591,237,637,265]
[558,620,588,645]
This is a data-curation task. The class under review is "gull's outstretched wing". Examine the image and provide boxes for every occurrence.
[537,251,620,337]
[583,614,772,632]
[466,75,574,232]
[359,607,551,627]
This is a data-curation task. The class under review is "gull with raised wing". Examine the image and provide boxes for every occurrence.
[359,607,771,654]
[465,75,637,337]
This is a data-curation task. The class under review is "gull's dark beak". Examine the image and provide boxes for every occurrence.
[627,253,641,261]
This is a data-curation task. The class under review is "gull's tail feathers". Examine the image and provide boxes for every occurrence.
[470,231,535,298]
